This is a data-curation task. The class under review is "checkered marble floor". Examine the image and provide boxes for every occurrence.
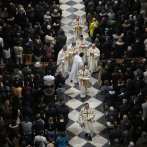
[60,0,109,146]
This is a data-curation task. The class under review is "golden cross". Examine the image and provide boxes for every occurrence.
[82,72,84,78]
[84,110,91,118]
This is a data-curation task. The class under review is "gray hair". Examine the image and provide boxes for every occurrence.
[63,45,67,49]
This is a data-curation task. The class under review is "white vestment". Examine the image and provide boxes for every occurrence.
[72,19,84,41]
[68,55,84,83]
[77,39,88,64]
[57,49,69,78]
[87,47,100,72]
[78,69,92,98]
[67,44,79,70]
[78,107,95,135]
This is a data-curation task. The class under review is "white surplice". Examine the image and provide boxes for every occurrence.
[78,69,92,97]
[77,39,88,64]
[78,107,95,135]
[68,55,84,83]
[87,47,100,72]
[57,49,69,78]
[67,44,79,70]
[72,19,84,41]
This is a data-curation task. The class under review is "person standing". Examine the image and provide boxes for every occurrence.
[77,35,88,64]
[78,103,95,141]
[78,66,92,99]
[72,16,84,41]
[68,53,84,84]
[87,43,100,73]
[57,45,69,78]
[67,41,79,71]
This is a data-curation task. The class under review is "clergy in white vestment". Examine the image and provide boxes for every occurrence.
[72,16,84,41]
[77,35,88,64]
[87,43,100,73]
[57,45,69,78]
[78,103,95,141]
[68,52,84,83]
[78,66,92,98]
[67,41,79,70]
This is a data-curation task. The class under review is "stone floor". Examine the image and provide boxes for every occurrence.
[60,0,109,146]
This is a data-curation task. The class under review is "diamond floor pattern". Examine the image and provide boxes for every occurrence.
[60,0,108,146]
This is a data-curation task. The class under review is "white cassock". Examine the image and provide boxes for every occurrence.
[87,47,100,72]
[57,49,69,78]
[78,107,95,136]
[67,44,79,70]
[72,19,84,41]
[77,39,88,64]
[78,69,92,98]
[68,55,84,83]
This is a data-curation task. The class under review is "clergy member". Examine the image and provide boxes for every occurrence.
[77,35,88,64]
[57,45,69,78]
[68,52,84,83]
[68,41,79,70]
[87,43,100,73]
[78,103,95,141]
[72,16,84,41]
[78,66,92,98]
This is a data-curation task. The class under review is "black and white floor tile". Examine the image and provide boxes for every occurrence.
[60,0,109,146]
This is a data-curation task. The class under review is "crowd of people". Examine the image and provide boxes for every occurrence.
[0,0,147,146]
[84,0,147,146]
[0,0,71,147]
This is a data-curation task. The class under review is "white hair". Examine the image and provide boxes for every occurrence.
[115,1,118,4]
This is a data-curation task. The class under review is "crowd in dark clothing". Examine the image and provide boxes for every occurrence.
[0,0,70,147]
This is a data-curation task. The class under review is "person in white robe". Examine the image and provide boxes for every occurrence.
[78,66,92,98]
[72,16,84,41]
[77,35,88,64]
[87,43,100,73]
[67,41,79,70]
[78,103,95,141]
[57,45,69,78]
[68,53,84,83]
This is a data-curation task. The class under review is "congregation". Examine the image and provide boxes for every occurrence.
[0,0,147,146]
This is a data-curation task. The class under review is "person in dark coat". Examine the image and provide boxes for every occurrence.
[115,80,125,95]
[101,67,112,85]
[119,99,130,120]
[127,15,135,29]
[118,89,128,107]
[104,86,118,109]
[99,17,107,35]
[125,46,134,58]
[35,2,44,13]
[135,76,144,96]
[133,38,142,57]
[45,59,56,76]
[114,38,124,58]
[21,101,34,122]
[54,41,62,62]
[56,100,69,123]
[122,20,131,36]
[51,9,61,25]
[22,63,32,77]
[112,1,119,13]
[106,106,118,121]
[131,0,141,14]
[32,62,44,77]
[43,85,55,104]
[136,132,147,147]
[45,103,56,122]
[56,30,67,47]
[112,66,123,88]
[124,30,133,50]
[34,39,43,62]
[103,36,112,59]
[109,123,123,146]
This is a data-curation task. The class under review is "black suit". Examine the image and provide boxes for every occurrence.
[45,108,56,122]
[22,67,32,77]
[45,64,56,76]
[56,121,67,132]
[119,104,130,120]
[56,105,69,123]
[21,107,34,122]
[109,129,123,145]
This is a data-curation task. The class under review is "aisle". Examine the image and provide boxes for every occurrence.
[60,0,109,146]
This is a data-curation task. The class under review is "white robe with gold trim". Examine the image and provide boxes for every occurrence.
[78,107,95,134]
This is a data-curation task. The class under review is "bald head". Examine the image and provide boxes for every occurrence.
[92,44,95,49]
[129,15,133,18]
